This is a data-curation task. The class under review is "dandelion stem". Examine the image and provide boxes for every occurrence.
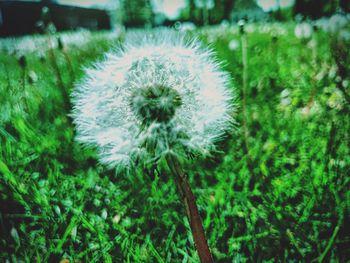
[4,62,12,91]
[307,30,318,108]
[47,35,70,111]
[203,7,209,26]
[18,55,29,111]
[21,66,26,92]
[166,154,214,263]
[240,24,253,174]
[58,37,76,84]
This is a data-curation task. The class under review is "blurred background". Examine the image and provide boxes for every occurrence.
[1,0,350,36]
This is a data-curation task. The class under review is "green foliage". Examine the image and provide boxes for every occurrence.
[121,0,153,27]
[1,24,349,262]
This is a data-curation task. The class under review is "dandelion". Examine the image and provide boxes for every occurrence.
[294,22,313,39]
[175,21,197,32]
[28,70,38,84]
[72,31,234,170]
[280,89,291,106]
[328,14,349,33]
[71,30,234,262]
[220,20,230,29]
[228,39,240,50]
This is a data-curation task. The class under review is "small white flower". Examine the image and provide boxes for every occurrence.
[280,89,291,106]
[338,29,350,41]
[176,22,197,32]
[281,89,290,98]
[315,14,350,39]
[294,22,313,39]
[220,20,230,29]
[228,39,240,51]
[195,0,214,9]
[259,24,271,33]
[71,30,234,169]
[328,14,349,33]
[307,39,317,49]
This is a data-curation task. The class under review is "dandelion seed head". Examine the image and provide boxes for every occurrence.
[294,22,313,39]
[228,39,240,51]
[328,14,349,33]
[71,30,235,169]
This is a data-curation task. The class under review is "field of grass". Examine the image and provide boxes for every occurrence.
[0,23,349,262]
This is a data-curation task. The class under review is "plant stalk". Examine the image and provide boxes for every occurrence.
[47,35,71,112]
[166,154,214,263]
[240,25,254,176]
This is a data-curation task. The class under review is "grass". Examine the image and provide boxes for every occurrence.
[0,23,349,262]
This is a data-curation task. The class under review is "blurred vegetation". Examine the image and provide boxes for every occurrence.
[293,0,350,19]
[0,20,350,262]
[115,0,350,27]
[121,0,154,27]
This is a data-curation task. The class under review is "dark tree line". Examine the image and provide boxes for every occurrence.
[293,0,350,19]
[121,0,153,27]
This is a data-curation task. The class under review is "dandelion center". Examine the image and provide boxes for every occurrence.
[130,85,182,125]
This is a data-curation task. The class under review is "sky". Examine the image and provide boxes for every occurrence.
[57,0,295,18]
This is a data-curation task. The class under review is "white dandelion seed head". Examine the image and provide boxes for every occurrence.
[328,14,349,33]
[71,30,235,169]
[228,39,240,51]
[294,22,313,39]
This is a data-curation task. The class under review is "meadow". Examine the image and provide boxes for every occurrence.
[0,21,349,262]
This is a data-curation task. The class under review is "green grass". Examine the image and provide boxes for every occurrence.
[1,24,349,262]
